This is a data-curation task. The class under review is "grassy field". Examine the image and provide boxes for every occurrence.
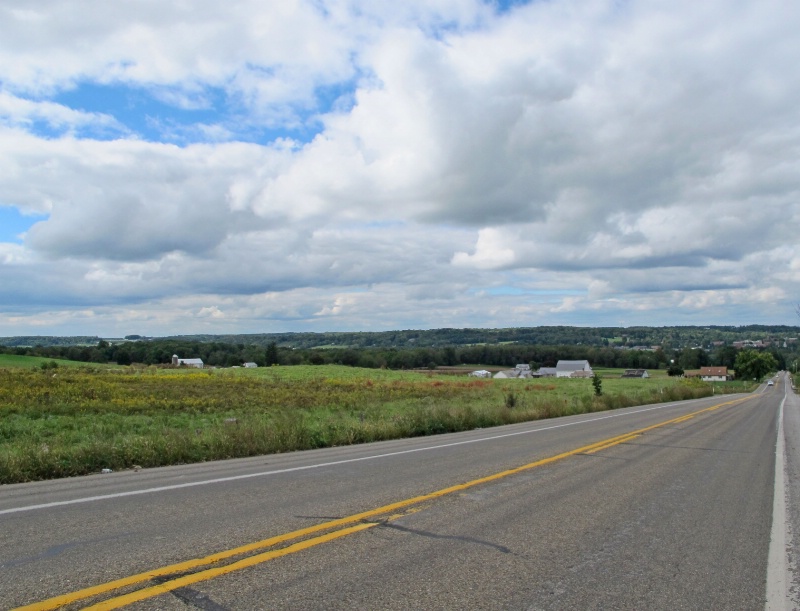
[0,363,753,484]
[0,354,98,369]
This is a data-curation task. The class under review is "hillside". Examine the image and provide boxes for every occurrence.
[2,325,799,350]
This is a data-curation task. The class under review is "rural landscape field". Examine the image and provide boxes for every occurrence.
[0,355,753,485]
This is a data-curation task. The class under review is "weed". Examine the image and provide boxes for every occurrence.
[0,366,751,484]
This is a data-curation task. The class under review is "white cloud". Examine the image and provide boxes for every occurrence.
[1,0,799,335]
[198,305,226,319]
[0,92,126,135]
[452,228,516,269]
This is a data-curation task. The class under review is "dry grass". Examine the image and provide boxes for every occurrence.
[0,364,747,484]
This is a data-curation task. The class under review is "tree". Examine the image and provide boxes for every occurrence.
[712,345,739,369]
[667,364,684,377]
[592,373,603,396]
[734,349,778,381]
[678,347,708,370]
[265,342,279,366]
[308,351,326,365]
[339,349,360,367]
[768,348,787,371]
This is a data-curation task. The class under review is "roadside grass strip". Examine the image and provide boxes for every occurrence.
[15,395,753,611]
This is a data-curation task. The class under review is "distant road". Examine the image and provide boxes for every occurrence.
[2,375,797,610]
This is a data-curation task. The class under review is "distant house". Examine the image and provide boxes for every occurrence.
[494,364,533,379]
[468,370,492,378]
[684,366,729,381]
[533,367,557,377]
[556,360,593,378]
[243,362,258,368]
[699,366,729,382]
[733,340,765,349]
[622,369,650,378]
[172,354,204,369]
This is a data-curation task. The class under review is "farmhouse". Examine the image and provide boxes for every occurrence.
[533,367,557,377]
[468,370,492,378]
[699,366,729,382]
[622,369,650,378]
[556,360,593,378]
[172,354,204,369]
[684,366,730,382]
[243,362,258,368]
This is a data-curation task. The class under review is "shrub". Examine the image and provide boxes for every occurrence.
[592,373,603,396]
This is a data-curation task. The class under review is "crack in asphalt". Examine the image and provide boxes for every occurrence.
[0,532,135,569]
[376,521,512,554]
[151,574,231,611]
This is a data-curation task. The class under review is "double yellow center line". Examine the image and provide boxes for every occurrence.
[16,395,752,610]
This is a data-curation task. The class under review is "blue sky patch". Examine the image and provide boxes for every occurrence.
[484,286,585,297]
[487,0,533,15]
[53,83,229,143]
[47,80,353,146]
[0,206,48,243]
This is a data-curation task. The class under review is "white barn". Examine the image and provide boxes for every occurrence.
[172,354,204,368]
[555,360,593,378]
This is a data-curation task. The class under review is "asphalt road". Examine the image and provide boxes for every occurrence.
[1,375,796,610]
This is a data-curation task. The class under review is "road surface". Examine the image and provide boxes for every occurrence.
[2,373,797,610]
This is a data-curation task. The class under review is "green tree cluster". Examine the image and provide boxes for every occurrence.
[734,350,778,381]
[2,325,798,373]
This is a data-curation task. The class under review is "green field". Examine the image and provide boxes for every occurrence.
[0,354,97,369]
[0,363,752,484]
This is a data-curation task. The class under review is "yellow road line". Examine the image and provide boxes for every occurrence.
[82,522,379,610]
[584,433,641,454]
[15,394,753,611]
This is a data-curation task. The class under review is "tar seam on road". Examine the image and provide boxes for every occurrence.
[13,395,753,611]
[0,398,722,517]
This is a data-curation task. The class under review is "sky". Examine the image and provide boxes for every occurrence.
[1,0,799,337]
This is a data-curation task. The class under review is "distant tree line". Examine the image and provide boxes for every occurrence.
[4,324,798,354]
[159,324,799,351]
[0,337,790,373]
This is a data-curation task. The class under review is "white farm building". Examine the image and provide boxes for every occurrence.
[172,354,204,368]
[555,360,593,378]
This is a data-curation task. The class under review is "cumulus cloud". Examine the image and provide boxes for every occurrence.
[452,228,516,269]
[0,0,799,335]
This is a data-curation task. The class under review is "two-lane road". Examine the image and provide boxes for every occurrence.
[2,375,797,609]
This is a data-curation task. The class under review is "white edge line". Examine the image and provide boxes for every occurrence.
[766,377,795,610]
[0,398,727,516]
